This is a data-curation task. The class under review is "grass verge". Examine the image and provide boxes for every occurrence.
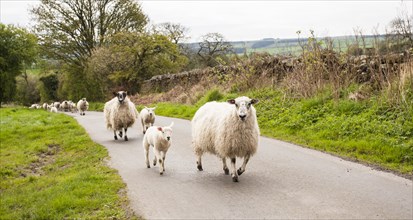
[154,88,413,176]
[0,108,137,219]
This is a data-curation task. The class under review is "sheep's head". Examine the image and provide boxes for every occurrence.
[144,106,156,116]
[113,91,127,103]
[82,98,87,102]
[227,96,259,121]
[157,122,174,142]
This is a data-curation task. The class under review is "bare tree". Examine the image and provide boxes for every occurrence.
[197,32,233,67]
[388,9,413,45]
[153,22,189,44]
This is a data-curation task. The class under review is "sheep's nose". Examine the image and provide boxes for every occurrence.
[167,137,170,141]
[149,113,152,116]
[239,115,246,120]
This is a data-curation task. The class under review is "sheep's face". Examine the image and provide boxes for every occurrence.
[114,91,127,103]
[227,96,259,121]
[157,122,174,142]
[144,107,156,117]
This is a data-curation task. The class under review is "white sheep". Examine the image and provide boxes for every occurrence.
[53,102,61,110]
[50,106,58,113]
[42,103,48,110]
[77,98,89,115]
[191,96,260,182]
[29,104,40,109]
[139,107,156,134]
[104,91,138,141]
[143,122,174,175]
[60,100,70,112]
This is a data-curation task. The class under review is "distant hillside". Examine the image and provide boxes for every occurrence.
[185,35,385,56]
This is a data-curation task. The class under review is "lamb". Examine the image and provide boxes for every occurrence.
[50,106,58,113]
[139,107,156,134]
[104,91,138,141]
[191,96,260,182]
[77,98,89,115]
[143,122,174,175]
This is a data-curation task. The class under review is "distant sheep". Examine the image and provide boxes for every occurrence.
[77,98,89,116]
[139,107,156,134]
[143,122,174,175]
[50,106,58,113]
[42,103,48,110]
[60,101,70,112]
[53,102,61,110]
[29,104,41,109]
[191,96,260,182]
[104,91,138,141]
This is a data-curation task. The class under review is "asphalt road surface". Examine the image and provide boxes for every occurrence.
[70,111,412,219]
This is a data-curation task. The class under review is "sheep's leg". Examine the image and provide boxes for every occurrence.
[143,140,150,168]
[118,129,123,138]
[222,157,229,175]
[154,149,163,175]
[113,131,118,140]
[237,155,250,176]
[196,153,203,171]
[142,120,146,134]
[124,128,128,141]
[160,151,166,172]
[230,157,238,182]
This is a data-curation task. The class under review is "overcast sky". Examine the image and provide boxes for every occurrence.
[1,0,412,42]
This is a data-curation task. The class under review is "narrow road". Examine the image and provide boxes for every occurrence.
[70,111,412,219]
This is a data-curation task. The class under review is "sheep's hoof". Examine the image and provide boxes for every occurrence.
[237,168,244,176]
[224,168,229,175]
[118,132,123,138]
[160,172,163,175]
[124,136,128,141]
[143,131,146,134]
[232,176,239,182]
[197,164,203,171]
[147,165,150,168]
[114,136,118,140]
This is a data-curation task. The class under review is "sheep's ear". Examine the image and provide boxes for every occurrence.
[123,91,127,97]
[250,99,259,105]
[169,122,174,128]
[157,127,163,131]
[227,99,236,105]
[113,92,118,97]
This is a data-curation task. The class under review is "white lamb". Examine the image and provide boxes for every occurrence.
[53,102,61,110]
[77,98,89,115]
[139,107,156,134]
[192,96,260,182]
[143,122,174,175]
[104,91,138,141]
[50,106,58,113]
[60,100,70,112]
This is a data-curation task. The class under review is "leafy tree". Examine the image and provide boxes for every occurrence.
[86,32,188,98]
[31,0,148,66]
[197,33,233,67]
[31,0,148,100]
[0,24,38,106]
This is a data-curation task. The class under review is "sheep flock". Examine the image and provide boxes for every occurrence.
[29,91,261,182]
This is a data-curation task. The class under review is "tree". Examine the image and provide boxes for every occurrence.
[153,22,189,44]
[0,24,38,106]
[31,0,148,100]
[31,0,148,66]
[197,33,233,67]
[388,10,413,45]
[86,32,188,98]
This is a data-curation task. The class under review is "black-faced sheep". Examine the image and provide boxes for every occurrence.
[143,122,174,175]
[104,91,138,141]
[191,96,260,182]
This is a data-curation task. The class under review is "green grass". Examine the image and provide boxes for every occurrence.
[154,88,413,175]
[0,108,137,219]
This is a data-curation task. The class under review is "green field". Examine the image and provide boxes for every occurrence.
[0,108,137,219]
[152,88,413,176]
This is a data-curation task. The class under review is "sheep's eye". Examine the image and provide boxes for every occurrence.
[248,103,251,107]
[235,104,239,107]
